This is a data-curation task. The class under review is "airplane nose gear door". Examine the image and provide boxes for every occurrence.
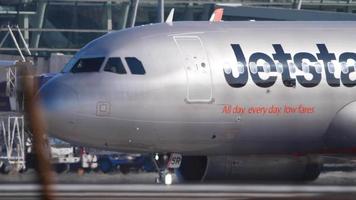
[174,36,213,103]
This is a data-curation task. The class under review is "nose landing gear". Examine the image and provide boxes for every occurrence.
[152,153,182,185]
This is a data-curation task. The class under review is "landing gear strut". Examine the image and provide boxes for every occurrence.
[152,153,182,185]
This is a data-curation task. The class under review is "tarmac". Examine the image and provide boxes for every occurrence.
[1,183,356,200]
[1,163,356,199]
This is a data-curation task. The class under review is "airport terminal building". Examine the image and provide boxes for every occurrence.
[2,0,356,58]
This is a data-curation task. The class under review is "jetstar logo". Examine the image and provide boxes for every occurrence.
[223,44,356,88]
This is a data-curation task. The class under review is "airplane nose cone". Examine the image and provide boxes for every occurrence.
[39,79,78,138]
[40,81,78,112]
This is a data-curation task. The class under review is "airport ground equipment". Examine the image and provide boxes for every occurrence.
[0,114,25,173]
[25,141,98,174]
[97,153,155,173]
[0,29,26,172]
[0,26,33,174]
[6,66,18,111]
[50,146,80,173]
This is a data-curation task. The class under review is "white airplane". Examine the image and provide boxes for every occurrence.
[33,9,356,184]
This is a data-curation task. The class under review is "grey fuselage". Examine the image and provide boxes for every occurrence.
[39,21,356,156]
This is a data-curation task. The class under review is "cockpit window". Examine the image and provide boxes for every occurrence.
[104,57,127,74]
[125,57,146,75]
[70,57,105,73]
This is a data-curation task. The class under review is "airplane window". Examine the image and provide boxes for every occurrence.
[302,62,310,74]
[327,62,335,73]
[315,62,323,74]
[125,57,146,75]
[263,62,271,73]
[288,63,296,74]
[341,62,349,74]
[224,66,232,74]
[236,62,244,73]
[71,57,105,73]
[249,62,257,74]
[104,57,127,74]
[276,62,283,73]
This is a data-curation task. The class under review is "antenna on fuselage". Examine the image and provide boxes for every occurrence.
[165,8,175,24]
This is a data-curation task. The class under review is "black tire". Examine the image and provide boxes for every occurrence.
[303,163,322,181]
[69,163,81,172]
[18,165,27,173]
[54,164,69,174]
[179,156,207,181]
[120,165,130,174]
[0,163,10,174]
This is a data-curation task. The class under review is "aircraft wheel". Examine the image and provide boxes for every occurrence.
[55,164,69,174]
[0,163,11,174]
[120,165,130,174]
[69,163,80,172]
[302,162,322,181]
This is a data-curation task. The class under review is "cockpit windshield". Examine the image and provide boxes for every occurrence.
[70,57,105,73]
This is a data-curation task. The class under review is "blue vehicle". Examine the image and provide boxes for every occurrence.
[97,153,155,174]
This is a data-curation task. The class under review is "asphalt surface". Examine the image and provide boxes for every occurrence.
[1,163,356,199]
[1,184,356,200]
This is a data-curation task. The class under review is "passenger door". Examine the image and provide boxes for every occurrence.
[174,36,213,103]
